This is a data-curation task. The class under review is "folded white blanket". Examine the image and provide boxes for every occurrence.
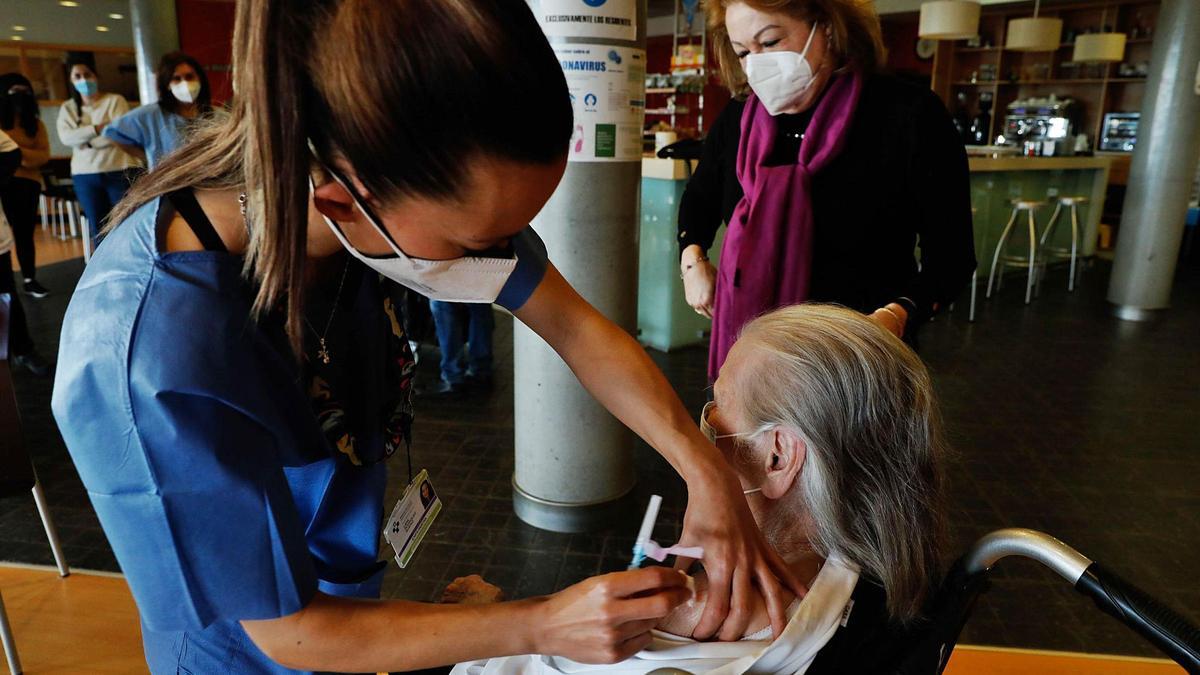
[452,556,859,675]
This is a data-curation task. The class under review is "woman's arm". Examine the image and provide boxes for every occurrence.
[19,122,51,169]
[899,91,977,326]
[57,103,99,148]
[242,567,690,672]
[112,141,147,162]
[514,264,804,641]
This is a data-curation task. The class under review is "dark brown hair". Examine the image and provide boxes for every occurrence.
[155,51,212,115]
[706,0,886,98]
[112,0,572,352]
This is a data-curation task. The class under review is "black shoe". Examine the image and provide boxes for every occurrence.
[23,279,49,298]
[12,352,52,377]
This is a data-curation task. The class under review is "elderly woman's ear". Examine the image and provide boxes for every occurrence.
[760,428,806,499]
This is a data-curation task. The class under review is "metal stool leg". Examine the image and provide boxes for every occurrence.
[987,208,1019,298]
[969,269,977,322]
[39,194,49,231]
[1068,204,1080,292]
[81,214,92,264]
[1038,202,1063,287]
[32,481,70,578]
[66,201,79,239]
[1025,209,1037,304]
[0,588,21,675]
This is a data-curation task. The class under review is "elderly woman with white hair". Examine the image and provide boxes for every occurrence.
[453,304,948,674]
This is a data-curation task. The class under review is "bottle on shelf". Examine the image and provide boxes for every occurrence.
[953,92,972,143]
[969,93,993,146]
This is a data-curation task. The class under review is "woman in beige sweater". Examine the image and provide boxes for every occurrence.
[0,73,51,297]
[56,56,138,250]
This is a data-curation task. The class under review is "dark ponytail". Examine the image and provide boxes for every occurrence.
[112,0,573,355]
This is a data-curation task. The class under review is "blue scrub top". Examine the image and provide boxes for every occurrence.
[102,102,187,169]
[51,195,548,673]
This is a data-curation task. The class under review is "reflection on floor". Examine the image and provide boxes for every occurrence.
[0,564,1185,674]
[1,253,1197,660]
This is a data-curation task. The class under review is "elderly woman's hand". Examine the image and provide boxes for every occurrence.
[441,575,505,605]
[681,246,717,318]
[675,461,807,641]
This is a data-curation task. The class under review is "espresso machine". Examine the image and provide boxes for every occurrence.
[1000,96,1080,157]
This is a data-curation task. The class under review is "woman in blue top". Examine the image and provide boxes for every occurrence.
[105,51,211,169]
[51,2,803,673]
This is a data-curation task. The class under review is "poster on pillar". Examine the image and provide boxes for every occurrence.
[556,45,646,162]
[540,0,637,41]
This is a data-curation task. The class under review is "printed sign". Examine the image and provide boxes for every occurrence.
[540,0,637,41]
[556,45,646,162]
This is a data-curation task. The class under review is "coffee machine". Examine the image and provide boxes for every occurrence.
[1000,96,1080,157]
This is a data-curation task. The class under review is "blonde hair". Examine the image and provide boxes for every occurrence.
[733,304,946,623]
[705,0,886,98]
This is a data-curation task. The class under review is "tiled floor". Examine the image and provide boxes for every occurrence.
[2,252,1197,659]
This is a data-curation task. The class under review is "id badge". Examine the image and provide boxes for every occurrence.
[383,469,442,568]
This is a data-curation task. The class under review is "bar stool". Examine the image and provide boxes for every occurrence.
[986,199,1044,304]
[1038,195,1087,292]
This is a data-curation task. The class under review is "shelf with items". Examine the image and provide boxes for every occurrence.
[934,0,1160,150]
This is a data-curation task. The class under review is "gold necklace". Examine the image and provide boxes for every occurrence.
[304,260,351,365]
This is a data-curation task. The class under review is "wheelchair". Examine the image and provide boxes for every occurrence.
[799,528,1200,675]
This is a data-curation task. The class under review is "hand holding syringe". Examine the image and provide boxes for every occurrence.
[628,495,705,569]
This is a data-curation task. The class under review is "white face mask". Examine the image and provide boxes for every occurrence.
[170,79,201,104]
[312,168,518,304]
[700,402,764,495]
[742,24,820,116]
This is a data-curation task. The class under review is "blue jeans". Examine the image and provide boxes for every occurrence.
[73,170,130,248]
[429,300,494,384]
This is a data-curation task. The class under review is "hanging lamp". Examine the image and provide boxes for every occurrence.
[1006,0,1062,52]
[1073,9,1126,63]
[918,0,981,40]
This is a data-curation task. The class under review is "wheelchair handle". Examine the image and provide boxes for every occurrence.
[963,528,1091,581]
[963,528,1200,674]
[1076,564,1200,674]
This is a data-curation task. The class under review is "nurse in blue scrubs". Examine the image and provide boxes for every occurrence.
[50,2,803,673]
[104,51,210,169]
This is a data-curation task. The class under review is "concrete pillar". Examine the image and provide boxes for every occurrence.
[129,0,180,104]
[513,0,647,532]
[1107,0,1200,320]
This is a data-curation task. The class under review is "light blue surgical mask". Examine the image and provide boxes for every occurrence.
[700,401,764,495]
[73,78,98,97]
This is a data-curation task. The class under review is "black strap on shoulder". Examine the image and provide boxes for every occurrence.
[166,188,227,253]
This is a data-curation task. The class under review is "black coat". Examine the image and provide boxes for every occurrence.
[677,74,976,331]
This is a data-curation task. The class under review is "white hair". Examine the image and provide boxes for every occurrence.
[733,304,947,623]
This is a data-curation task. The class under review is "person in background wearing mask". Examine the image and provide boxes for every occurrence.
[677,0,976,382]
[56,55,138,249]
[105,51,212,169]
[0,73,51,298]
[51,2,803,673]
[0,129,51,375]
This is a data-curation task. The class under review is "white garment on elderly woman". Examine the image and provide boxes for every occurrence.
[452,556,859,675]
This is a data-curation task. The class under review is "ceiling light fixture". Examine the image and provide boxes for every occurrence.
[1005,0,1063,52]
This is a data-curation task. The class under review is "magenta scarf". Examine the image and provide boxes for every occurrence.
[708,71,863,381]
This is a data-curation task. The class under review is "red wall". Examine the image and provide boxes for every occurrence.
[646,34,731,136]
[881,16,933,82]
[176,0,236,105]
